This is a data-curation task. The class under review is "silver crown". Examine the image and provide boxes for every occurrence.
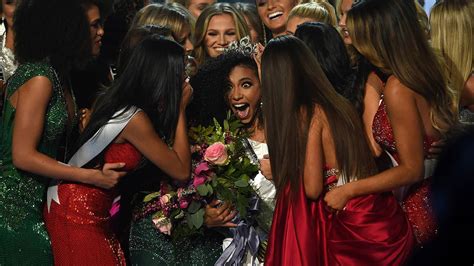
[224,36,257,56]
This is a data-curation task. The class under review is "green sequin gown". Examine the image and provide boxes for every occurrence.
[0,62,66,265]
[129,190,226,266]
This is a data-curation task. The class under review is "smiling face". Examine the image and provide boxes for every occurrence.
[86,4,104,57]
[227,65,261,125]
[187,0,216,18]
[338,0,353,44]
[257,0,298,37]
[204,14,238,58]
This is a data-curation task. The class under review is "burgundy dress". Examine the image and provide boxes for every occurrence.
[44,143,141,265]
[265,168,415,266]
[373,99,438,245]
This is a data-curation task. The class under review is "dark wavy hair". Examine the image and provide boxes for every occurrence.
[13,0,92,79]
[295,22,361,113]
[188,50,259,127]
[74,37,185,153]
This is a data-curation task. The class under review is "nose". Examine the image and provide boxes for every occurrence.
[185,39,194,54]
[267,0,275,10]
[230,87,243,100]
[97,24,104,37]
[339,14,346,28]
[218,34,227,46]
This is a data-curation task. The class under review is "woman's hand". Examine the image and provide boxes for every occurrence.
[79,108,91,133]
[323,184,353,212]
[427,139,445,159]
[259,154,272,180]
[90,162,127,189]
[204,200,237,228]
[253,43,265,81]
[180,78,193,110]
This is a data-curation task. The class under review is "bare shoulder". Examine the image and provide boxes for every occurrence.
[384,76,416,104]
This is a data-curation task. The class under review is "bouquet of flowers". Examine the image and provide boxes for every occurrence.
[134,114,259,237]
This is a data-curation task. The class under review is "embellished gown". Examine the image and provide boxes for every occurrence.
[44,142,141,265]
[265,168,415,266]
[373,98,438,245]
[0,62,63,265]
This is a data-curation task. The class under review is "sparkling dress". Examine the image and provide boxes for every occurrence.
[44,142,141,265]
[373,98,438,245]
[265,168,415,266]
[0,62,63,265]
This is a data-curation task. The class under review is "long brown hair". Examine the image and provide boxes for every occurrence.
[261,35,377,193]
[347,0,457,134]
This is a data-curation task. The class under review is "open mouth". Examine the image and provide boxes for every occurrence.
[268,11,283,20]
[232,103,250,120]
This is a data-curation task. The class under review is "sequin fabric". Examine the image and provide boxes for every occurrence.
[372,99,438,245]
[129,210,225,265]
[44,143,141,265]
[0,32,18,81]
[0,61,64,265]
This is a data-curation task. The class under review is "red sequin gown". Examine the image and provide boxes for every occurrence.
[265,168,415,266]
[44,143,142,265]
[373,99,438,245]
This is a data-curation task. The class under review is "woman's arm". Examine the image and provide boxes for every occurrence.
[362,72,384,157]
[303,108,325,201]
[11,77,125,189]
[121,83,192,182]
[324,77,425,210]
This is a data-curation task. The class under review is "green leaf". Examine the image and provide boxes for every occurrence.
[206,183,213,194]
[190,208,204,229]
[234,178,249,188]
[188,200,201,214]
[224,120,229,131]
[197,184,209,196]
[143,192,161,202]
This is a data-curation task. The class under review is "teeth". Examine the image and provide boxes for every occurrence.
[215,47,226,52]
[268,12,283,20]
[234,104,245,108]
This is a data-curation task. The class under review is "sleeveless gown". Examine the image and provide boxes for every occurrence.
[0,62,63,265]
[265,168,415,265]
[373,99,438,245]
[44,142,142,265]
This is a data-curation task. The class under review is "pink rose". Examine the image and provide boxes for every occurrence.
[152,216,172,235]
[204,142,228,165]
[179,199,189,209]
[160,194,171,206]
[194,162,210,175]
[193,175,207,188]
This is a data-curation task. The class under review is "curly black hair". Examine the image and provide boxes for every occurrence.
[13,0,92,78]
[188,50,259,127]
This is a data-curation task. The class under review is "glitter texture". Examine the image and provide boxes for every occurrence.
[372,99,438,245]
[0,61,65,264]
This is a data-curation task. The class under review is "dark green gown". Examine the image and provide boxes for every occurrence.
[0,62,65,265]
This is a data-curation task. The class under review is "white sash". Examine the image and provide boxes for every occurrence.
[46,106,141,212]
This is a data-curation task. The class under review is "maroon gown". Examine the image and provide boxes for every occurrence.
[373,99,438,245]
[265,167,415,266]
[44,142,142,265]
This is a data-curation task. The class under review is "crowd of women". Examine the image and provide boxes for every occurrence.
[0,0,472,265]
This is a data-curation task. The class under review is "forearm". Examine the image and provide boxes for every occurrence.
[346,164,423,198]
[13,150,94,184]
[171,110,191,180]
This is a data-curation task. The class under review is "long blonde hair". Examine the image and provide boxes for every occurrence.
[430,0,474,108]
[193,3,249,65]
[347,0,457,135]
[131,3,195,37]
[288,2,337,26]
